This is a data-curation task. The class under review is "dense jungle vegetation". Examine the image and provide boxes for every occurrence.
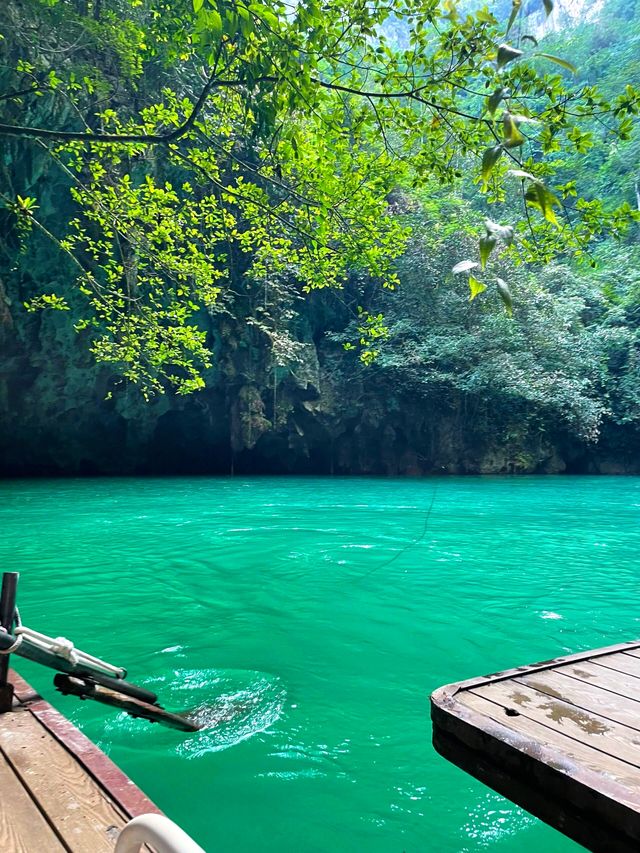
[0,0,639,475]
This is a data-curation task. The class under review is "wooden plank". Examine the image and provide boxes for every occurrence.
[519,669,640,732]
[11,671,162,821]
[0,749,68,852]
[595,653,640,680]
[440,640,640,699]
[0,705,126,853]
[471,680,640,768]
[623,649,640,662]
[561,661,640,702]
[454,691,640,792]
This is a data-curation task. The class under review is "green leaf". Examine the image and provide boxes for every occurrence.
[236,4,254,35]
[208,8,222,35]
[481,145,503,188]
[505,0,522,35]
[16,194,39,212]
[497,44,523,69]
[476,8,497,24]
[469,275,487,301]
[496,278,513,316]
[452,260,480,275]
[441,0,458,21]
[507,168,536,181]
[252,5,280,29]
[537,53,577,74]
[193,0,204,12]
[524,182,561,227]
[487,86,508,116]
[502,113,525,148]
[479,235,497,269]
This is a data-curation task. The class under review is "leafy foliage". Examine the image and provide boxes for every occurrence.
[1,0,638,394]
[335,211,617,446]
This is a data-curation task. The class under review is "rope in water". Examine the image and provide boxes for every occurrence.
[355,481,439,581]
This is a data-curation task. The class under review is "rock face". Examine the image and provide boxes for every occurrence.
[1,274,638,476]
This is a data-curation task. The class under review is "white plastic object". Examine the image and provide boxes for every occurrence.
[115,813,206,853]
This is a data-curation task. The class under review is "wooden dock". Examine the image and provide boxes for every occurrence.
[0,670,160,852]
[431,641,640,853]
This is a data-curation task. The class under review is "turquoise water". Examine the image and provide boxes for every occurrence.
[1,476,639,852]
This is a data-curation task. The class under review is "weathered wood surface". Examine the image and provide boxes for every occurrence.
[0,750,67,852]
[0,670,161,852]
[431,641,640,852]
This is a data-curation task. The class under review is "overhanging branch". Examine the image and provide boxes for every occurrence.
[0,73,256,143]
[0,72,487,144]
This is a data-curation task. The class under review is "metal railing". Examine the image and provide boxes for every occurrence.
[115,814,206,853]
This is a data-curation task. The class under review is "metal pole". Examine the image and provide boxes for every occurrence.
[0,572,19,712]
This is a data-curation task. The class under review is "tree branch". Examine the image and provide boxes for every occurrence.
[0,71,490,144]
[0,73,257,143]
[0,84,46,103]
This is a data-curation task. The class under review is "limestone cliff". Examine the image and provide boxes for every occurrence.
[1,248,637,476]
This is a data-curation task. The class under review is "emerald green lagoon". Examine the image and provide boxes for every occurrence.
[2,476,639,852]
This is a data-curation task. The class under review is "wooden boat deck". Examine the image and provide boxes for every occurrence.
[431,640,640,853]
[0,670,160,852]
